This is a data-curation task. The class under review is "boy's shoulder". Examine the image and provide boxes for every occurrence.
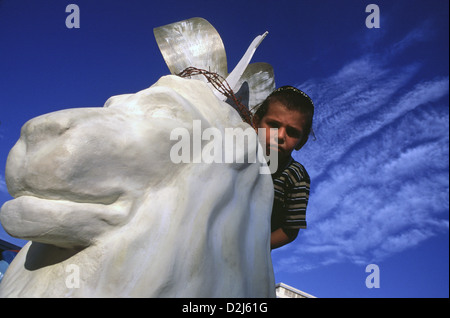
[287,159,310,182]
[275,157,310,184]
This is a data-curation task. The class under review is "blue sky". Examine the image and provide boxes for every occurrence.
[0,0,448,298]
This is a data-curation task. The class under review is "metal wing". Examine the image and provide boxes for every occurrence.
[153,17,228,78]
[154,17,275,112]
[233,62,275,111]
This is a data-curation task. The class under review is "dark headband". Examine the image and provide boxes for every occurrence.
[271,86,315,108]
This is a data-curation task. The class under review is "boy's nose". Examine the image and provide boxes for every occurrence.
[277,127,286,143]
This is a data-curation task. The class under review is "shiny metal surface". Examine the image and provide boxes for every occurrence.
[225,31,268,94]
[153,17,228,79]
[154,17,275,112]
[240,62,275,111]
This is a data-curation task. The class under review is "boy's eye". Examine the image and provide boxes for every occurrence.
[287,127,302,138]
[267,121,280,128]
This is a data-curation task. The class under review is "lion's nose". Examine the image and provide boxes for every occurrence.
[21,112,72,145]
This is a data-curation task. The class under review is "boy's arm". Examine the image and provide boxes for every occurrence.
[271,165,309,249]
[271,228,298,249]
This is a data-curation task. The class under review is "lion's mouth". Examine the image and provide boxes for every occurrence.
[8,187,123,207]
[5,141,125,207]
[0,193,129,249]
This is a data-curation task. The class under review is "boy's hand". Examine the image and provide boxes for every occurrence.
[271,228,291,249]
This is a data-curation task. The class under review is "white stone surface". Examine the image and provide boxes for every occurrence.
[0,75,275,297]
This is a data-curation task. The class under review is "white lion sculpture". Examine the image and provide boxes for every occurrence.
[0,75,275,297]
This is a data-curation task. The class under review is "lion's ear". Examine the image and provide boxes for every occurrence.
[103,94,133,108]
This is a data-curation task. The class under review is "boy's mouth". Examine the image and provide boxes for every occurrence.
[267,145,284,155]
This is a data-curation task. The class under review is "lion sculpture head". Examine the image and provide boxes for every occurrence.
[0,75,275,297]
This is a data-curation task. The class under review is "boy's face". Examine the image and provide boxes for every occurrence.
[255,101,308,164]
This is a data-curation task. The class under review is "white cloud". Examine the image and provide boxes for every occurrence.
[273,31,449,274]
[0,174,8,195]
[389,19,435,57]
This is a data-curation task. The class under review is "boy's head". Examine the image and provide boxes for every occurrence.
[253,86,314,164]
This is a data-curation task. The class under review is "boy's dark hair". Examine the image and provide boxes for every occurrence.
[253,86,315,140]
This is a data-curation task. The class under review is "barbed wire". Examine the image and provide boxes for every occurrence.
[177,67,254,127]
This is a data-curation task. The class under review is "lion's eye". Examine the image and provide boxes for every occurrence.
[149,108,177,119]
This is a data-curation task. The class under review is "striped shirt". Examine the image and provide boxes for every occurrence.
[271,157,310,235]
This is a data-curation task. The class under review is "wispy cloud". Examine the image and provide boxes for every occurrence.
[389,19,436,57]
[0,174,8,195]
[273,23,449,274]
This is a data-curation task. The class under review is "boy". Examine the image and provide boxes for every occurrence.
[253,86,314,249]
